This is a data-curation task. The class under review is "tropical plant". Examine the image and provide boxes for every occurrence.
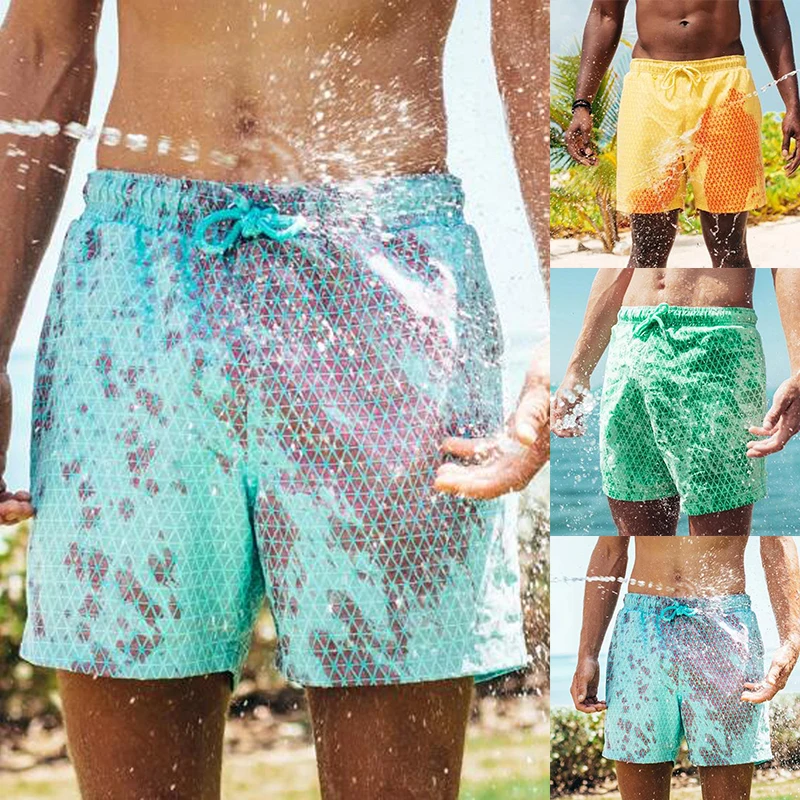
[550,43,629,251]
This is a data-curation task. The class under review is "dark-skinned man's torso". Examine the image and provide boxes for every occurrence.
[632,0,744,61]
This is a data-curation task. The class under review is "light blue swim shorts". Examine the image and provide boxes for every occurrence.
[20,169,528,689]
[604,593,772,766]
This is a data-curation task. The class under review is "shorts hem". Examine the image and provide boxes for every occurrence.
[284,657,530,689]
[603,486,679,505]
[684,488,767,517]
[694,199,766,215]
[689,752,773,767]
[616,202,684,217]
[20,638,251,691]
[602,750,678,765]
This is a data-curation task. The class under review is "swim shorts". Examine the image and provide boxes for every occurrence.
[600,304,767,516]
[604,592,772,766]
[617,56,765,215]
[20,169,528,688]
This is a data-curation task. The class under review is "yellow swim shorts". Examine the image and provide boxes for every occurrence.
[616,56,766,215]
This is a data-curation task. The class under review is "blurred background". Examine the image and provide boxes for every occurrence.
[0,0,550,797]
[551,536,800,799]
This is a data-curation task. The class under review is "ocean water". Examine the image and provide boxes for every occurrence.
[552,389,800,537]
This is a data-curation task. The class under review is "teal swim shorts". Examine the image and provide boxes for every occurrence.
[600,304,767,516]
[604,593,772,766]
[20,169,528,689]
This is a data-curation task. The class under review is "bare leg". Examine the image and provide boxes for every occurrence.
[58,670,231,800]
[608,497,681,537]
[699,211,750,268]
[616,761,673,800]
[628,211,680,268]
[307,677,473,800]
[698,763,754,800]
[688,504,753,536]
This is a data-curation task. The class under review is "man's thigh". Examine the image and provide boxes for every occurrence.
[629,211,680,268]
[698,763,754,800]
[699,210,750,267]
[608,497,681,537]
[57,670,231,800]
[307,677,473,800]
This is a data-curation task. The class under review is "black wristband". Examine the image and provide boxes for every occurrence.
[571,99,592,113]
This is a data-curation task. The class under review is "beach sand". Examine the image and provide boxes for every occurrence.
[551,216,800,269]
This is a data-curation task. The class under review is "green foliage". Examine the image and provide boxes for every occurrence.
[0,522,58,726]
[549,708,616,797]
[550,44,629,251]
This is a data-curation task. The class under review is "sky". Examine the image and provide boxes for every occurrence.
[1,0,547,490]
[551,268,791,388]
[551,0,800,114]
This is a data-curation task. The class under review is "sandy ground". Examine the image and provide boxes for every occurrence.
[551,217,800,269]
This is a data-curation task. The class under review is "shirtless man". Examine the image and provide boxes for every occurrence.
[571,535,800,800]
[566,1,800,268]
[0,2,550,798]
[552,269,800,536]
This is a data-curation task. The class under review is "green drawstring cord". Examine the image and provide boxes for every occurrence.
[659,602,699,623]
[194,196,307,255]
[632,302,671,340]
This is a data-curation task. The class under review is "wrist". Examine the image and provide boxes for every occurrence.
[563,365,592,387]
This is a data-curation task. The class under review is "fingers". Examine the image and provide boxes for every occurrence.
[573,699,608,714]
[514,384,550,448]
[434,461,518,500]
[0,496,35,525]
[783,129,800,176]
[440,436,493,461]
[746,430,787,458]
[741,681,777,704]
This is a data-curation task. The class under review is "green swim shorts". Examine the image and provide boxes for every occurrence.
[600,304,767,516]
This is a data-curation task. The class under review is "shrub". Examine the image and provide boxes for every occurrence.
[549,708,614,796]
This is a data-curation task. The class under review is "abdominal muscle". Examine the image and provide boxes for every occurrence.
[622,267,756,308]
[628,537,748,598]
[96,0,456,183]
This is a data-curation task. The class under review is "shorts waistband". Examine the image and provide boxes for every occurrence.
[623,592,752,615]
[618,304,758,327]
[82,169,466,234]
[629,55,748,77]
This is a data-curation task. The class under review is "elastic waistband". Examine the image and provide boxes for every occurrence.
[618,304,757,327]
[629,55,748,76]
[82,169,466,233]
[624,592,751,614]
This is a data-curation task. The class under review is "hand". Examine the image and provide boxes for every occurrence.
[565,108,598,166]
[0,370,35,526]
[571,656,607,713]
[741,639,800,704]
[434,340,550,500]
[782,106,800,177]
[551,374,591,438]
[747,375,800,457]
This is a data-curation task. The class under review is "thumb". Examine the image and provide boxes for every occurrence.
[783,127,793,159]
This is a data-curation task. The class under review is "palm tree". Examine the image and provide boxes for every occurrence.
[550,43,629,252]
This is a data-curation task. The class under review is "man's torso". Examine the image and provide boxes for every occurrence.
[98,0,458,182]
[632,0,744,61]
[622,268,756,307]
[629,537,748,597]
